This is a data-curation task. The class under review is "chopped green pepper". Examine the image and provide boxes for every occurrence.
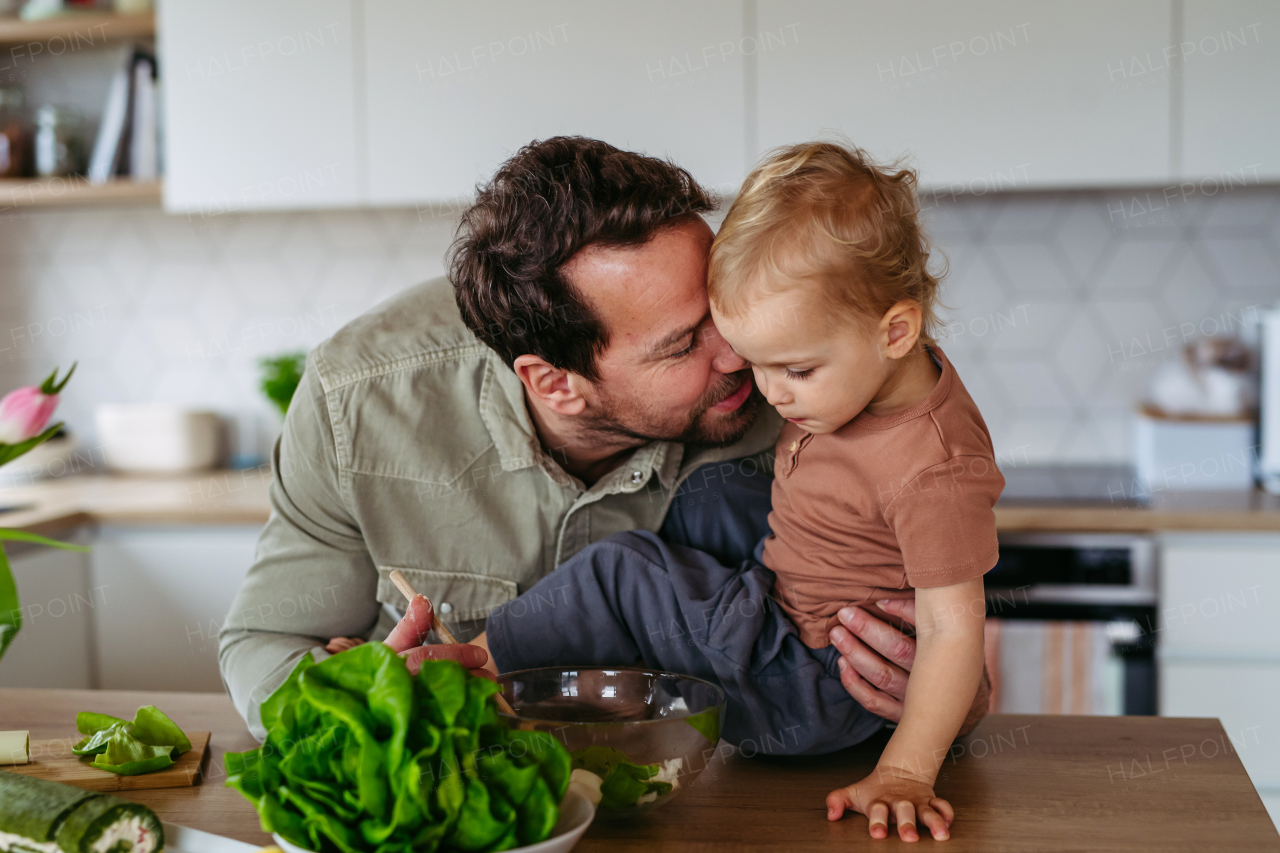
[71,706,191,776]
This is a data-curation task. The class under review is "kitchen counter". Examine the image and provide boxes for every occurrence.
[4,470,1280,536]
[1,688,1276,852]
[995,488,1280,532]
[0,469,273,536]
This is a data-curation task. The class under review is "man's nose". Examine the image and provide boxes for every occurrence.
[706,327,747,374]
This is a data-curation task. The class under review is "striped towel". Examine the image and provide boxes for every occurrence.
[984,620,1126,715]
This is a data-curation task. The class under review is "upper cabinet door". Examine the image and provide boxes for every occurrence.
[363,0,747,204]
[1181,1,1280,181]
[756,1,1173,190]
[159,0,361,212]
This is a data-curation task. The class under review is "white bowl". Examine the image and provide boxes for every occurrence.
[271,789,595,853]
[95,404,222,473]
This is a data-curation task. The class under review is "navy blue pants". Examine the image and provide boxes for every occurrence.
[486,463,884,756]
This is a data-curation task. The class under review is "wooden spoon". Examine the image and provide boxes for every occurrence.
[388,570,518,717]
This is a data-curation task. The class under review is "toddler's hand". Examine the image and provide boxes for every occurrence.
[325,637,364,654]
[826,764,954,841]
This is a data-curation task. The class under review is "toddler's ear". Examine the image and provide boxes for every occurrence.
[880,300,923,360]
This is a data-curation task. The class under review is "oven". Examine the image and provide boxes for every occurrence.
[984,532,1157,716]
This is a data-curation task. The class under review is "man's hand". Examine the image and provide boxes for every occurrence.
[826,764,954,841]
[384,594,492,678]
[829,599,991,734]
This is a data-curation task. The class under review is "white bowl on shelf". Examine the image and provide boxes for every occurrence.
[95,404,222,473]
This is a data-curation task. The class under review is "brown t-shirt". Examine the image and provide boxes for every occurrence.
[761,347,1004,649]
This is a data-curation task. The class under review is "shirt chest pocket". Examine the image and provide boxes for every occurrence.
[375,566,519,624]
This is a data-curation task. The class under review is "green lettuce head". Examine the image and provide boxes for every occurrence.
[225,642,570,853]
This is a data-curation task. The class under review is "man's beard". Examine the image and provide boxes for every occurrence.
[583,371,763,448]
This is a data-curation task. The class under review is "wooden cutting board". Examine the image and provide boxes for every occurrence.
[5,732,210,791]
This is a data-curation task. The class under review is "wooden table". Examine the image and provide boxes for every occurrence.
[2,689,1277,852]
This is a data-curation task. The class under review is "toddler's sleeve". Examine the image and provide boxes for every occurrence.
[884,455,1004,589]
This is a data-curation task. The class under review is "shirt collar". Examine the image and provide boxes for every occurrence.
[480,356,679,493]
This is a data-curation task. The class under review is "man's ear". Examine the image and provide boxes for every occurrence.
[512,354,589,416]
[879,300,923,361]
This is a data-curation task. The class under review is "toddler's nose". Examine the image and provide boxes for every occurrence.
[758,376,791,407]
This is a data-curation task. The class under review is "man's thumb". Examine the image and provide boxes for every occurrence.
[384,594,434,652]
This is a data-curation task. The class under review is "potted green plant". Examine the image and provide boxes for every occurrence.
[258,351,307,418]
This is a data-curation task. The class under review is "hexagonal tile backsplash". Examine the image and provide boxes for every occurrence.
[1,186,1277,473]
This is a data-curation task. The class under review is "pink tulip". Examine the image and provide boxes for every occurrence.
[0,386,59,444]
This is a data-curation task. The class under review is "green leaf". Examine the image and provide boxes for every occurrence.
[38,362,76,396]
[0,423,64,468]
[685,706,721,744]
[258,352,306,418]
[446,777,511,851]
[569,745,632,778]
[507,730,571,801]
[477,752,539,807]
[72,721,125,756]
[514,777,558,846]
[88,726,176,775]
[571,745,672,809]
[75,711,128,736]
[597,766,652,810]
[0,545,20,661]
[0,528,91,552]
[260,653,313,736]
[129,705,193,755]
[416,660,468,728]
[71,707,191,770]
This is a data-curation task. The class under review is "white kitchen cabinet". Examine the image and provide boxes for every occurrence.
[159,0,362,212]
[1160,660,1280,790]
[90,525,261,693]
[756,0,1173,190]
[1180,1,1280,181]
[1158,534,1280,802]
[0,535,95,690]
[1158,534,1280,659]
[363,0,747,204]
[1263,793,1280,831]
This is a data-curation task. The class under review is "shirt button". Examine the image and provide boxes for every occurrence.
[789,440,799,452]
[438,602,452,615]
[630,471,644,484]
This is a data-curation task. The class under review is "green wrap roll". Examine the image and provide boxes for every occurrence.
[0,773,163,853]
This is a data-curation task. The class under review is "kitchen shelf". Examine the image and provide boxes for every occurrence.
[0,177,161,209]
[0,11,153,45]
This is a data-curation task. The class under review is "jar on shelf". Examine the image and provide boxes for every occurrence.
[33,105,87,177]
[0,88,33,178]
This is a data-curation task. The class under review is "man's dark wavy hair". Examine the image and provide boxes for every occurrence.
[448,136,713,381]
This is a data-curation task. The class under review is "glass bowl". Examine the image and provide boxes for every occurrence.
[497,667,725,819]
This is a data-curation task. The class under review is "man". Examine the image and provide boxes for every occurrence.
[219,136,987,740]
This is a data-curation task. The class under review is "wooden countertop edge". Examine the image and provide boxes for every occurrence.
[995,506,1280,533]
[2,472,1278,534]
[1,510,96,537]
[1,507,271,533]
[7,508,1275,534]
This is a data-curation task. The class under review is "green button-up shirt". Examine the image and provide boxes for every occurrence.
[219,277,781,738]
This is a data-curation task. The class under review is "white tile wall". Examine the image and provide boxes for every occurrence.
[0,185,1276,473]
